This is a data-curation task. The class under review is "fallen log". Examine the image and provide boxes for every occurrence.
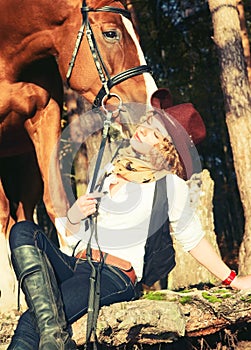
[72,287,251,347]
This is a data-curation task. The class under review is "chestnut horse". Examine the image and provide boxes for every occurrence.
[0,0,157,309]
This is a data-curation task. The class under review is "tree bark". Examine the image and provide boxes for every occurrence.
[63,87,90,197]
[168,169,221,289]
[236,0,251,84]
[208,0,251,274]
[71,287,251,347]
[126,0,140,34]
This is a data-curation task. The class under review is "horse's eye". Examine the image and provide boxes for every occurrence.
[102,30,120,43]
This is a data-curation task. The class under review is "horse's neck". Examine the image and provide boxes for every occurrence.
[2,2,79,75]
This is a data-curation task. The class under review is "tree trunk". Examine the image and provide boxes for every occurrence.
[126,0,140,34]
[236,0,251,84]
[168,169,221,289]
[71,287,251,347]
[63,87,90,197]
[208,0,251,274]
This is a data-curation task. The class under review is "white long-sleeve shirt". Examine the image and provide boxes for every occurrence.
[55,173,204,280]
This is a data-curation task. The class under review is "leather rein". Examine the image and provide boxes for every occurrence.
[66,0,151,109]
[66,5,153,343]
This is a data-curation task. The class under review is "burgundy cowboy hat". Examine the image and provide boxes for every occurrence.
[150,88,206,179]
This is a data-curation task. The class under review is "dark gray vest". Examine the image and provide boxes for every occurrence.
[141,176,176,287]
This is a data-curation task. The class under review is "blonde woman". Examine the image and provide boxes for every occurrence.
[8,108,251,349]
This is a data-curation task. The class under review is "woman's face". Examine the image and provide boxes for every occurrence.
[130,115,167,154]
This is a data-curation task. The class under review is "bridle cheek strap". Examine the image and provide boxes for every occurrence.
[66,2,152,108]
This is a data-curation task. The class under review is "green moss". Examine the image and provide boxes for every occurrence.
[179,296,193,304]
[179,289,194,293]
[221,293,232,299]
[240,294,251,303]
[202,292,222,303]
[213,288,229,294]
[142,291,165,300]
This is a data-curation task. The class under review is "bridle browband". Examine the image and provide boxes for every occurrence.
[66,0,152,109]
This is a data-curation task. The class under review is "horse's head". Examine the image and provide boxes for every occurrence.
[57,0,157,109]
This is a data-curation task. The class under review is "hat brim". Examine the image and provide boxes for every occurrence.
[158,111,202,179]
[151,88,206,179]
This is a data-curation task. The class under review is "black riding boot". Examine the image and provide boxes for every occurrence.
[11,245,77,350]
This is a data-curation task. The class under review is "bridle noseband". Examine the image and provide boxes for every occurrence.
[66,1,152,109]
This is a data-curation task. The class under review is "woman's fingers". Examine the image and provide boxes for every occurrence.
[76,196,98,218]
[67,195,98,224]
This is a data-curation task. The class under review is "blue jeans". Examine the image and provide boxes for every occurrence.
[8,221,136,349]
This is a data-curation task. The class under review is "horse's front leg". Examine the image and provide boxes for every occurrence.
[24,99,70,246]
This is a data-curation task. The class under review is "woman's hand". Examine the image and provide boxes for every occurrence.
[189,238,251,290]
[67,194,98,225]
[230,275,251,290]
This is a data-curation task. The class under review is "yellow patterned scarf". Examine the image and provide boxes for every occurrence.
[112,146,169,183]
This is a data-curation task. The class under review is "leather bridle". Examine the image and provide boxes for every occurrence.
[66,4,154,342]
[66,0,152,109]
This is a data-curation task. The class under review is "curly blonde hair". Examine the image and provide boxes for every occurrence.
[149,136,185,179]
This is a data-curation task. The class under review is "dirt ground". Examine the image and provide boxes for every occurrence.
[0,310,20,349]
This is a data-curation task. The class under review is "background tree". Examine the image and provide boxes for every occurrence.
[237,0,251,83]
[208,0,251,274]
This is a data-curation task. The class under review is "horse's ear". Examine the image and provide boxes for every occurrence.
[150,88,173,109]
